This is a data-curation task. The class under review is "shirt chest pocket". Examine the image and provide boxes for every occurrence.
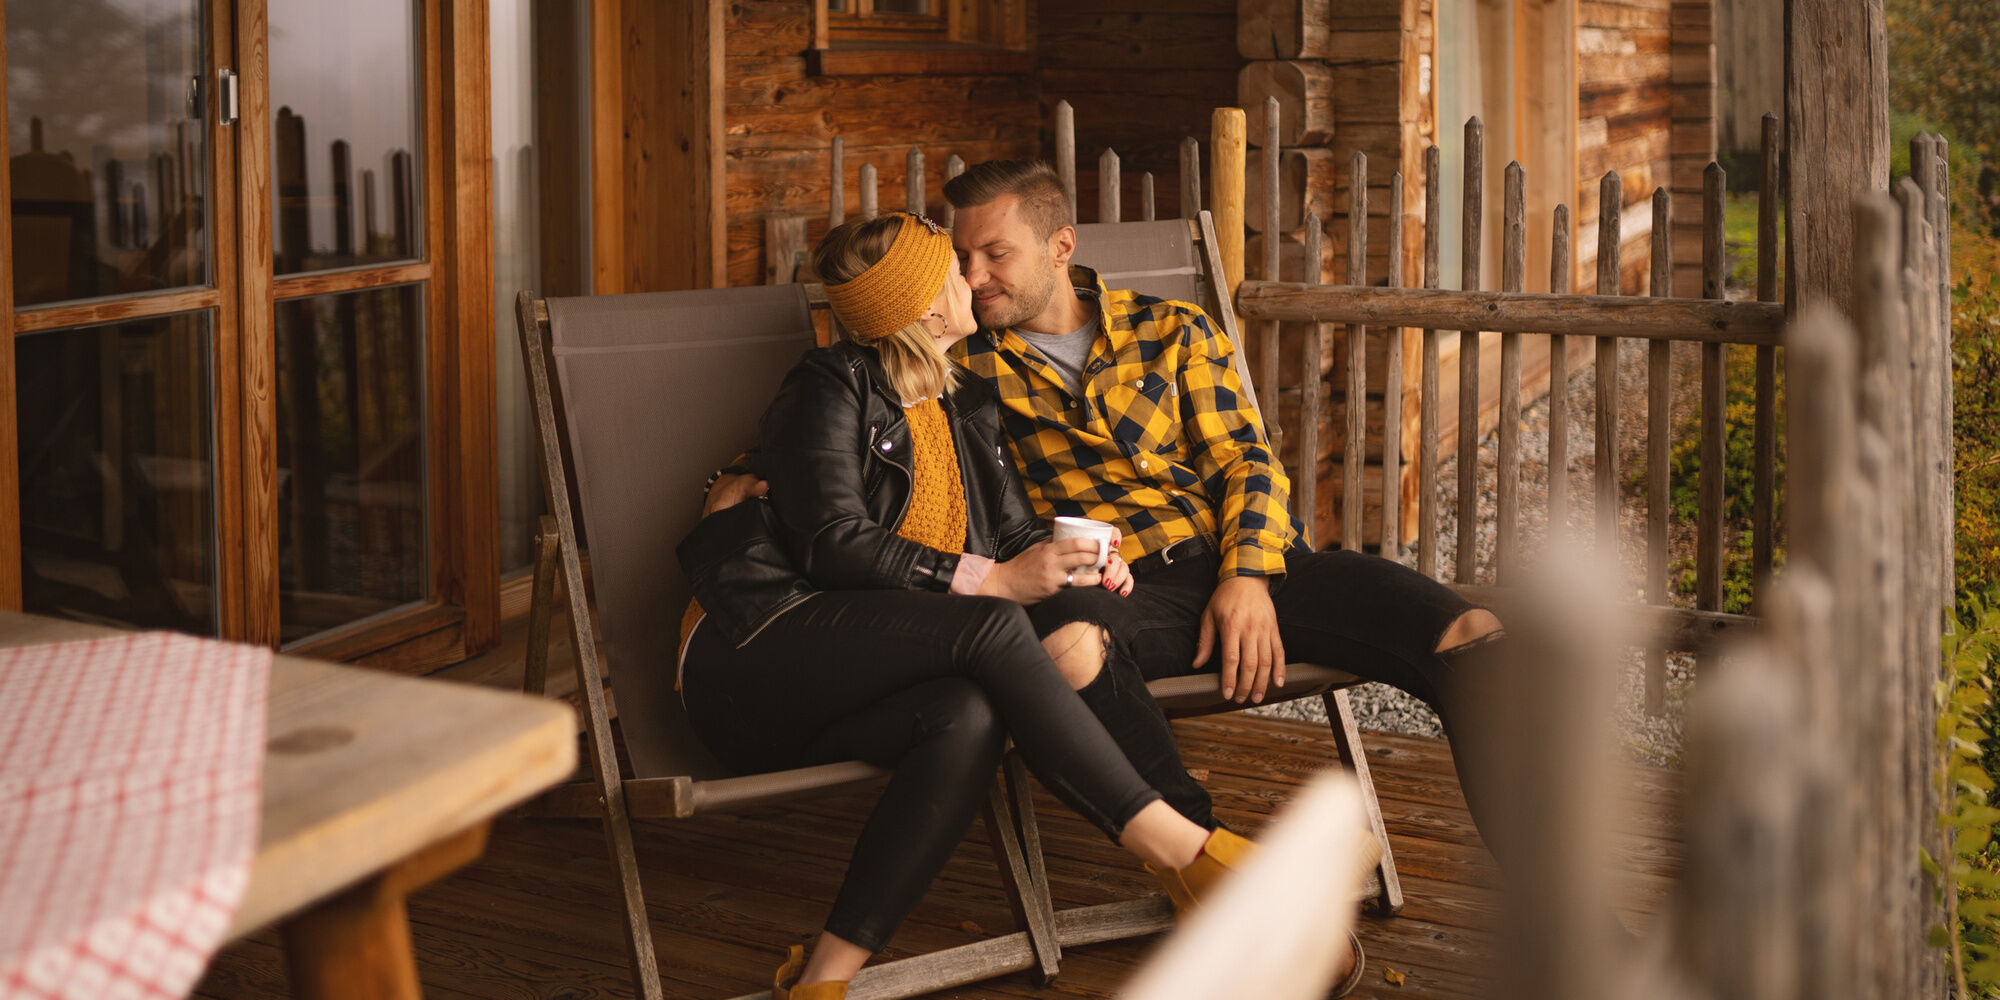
[1100,371,1179,456]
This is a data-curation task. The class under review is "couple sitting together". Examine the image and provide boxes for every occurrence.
[677,159,1508,1000]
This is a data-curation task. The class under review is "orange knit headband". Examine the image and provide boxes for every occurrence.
[822,213,955,343]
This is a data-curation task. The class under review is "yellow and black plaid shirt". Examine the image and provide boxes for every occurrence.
[951,265,1304,580]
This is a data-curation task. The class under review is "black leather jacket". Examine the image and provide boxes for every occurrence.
[676,342,1049,646]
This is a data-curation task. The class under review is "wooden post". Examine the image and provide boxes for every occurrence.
[764,215,807,285]
[1213,108,1247,296]
[1180,137,1202,219]
[1784,0,1890,319]
[1381,176,1405,559]
[1497,162,1525,581]
[1141,172,1156,222]
[1549,205,1572,539]
[1100,148,1121,224]
[1418,145,1442,579]
[1056,100,1077,222]
[1699,164,1728,614]
[1594,171,1622,556]
[1457,117,1483,584]
[859,163,878,220]
[829,135,845,228]
[1646,187,1673,716]
[906,146,925,216]
[1261,101,1283,464]
[1299,216,1323,548]
[942,154,964,228]
[1753,113,1779,606]
[1344,152,1368,552]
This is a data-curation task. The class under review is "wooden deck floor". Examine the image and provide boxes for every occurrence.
[193,706,1683,1000]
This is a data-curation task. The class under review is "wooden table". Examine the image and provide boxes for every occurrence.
[0,612,578,999]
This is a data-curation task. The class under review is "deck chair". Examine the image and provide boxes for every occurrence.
[1072,215,1403,916]
[515,284,1128,1000]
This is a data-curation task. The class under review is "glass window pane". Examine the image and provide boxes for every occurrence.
[6,0,210,306]
[268,0,421,275]
[17,312,217,634]
[276,284,428,643]
[491,0,587,573]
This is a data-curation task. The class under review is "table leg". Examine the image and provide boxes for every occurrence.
[279,824,491,1000]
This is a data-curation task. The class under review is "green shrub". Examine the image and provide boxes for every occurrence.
[1941,596,2000,996]
[1659,345,1783,615]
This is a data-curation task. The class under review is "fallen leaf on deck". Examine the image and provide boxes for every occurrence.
[1384,967,1408,986]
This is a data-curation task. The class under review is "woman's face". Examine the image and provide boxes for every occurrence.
[928,255,977,348]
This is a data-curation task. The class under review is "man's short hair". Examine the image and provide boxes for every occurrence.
[943,159,1073,241]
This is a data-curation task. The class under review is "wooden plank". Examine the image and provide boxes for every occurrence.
[859,162,878,220]
[1299,217,1323,546]
[0,0,15,609]
[1496,163,1525,582]
[1180,137,1202,218]
[942,153,964,228]
[1213,108,1247,296]
[1548,205,1573,540]
[1245,148,1336,234]
[1646,187,1672,716]
[764,215,809,284]
[269,263,435,302]
[805,46,1033,77]
[239,0,280,643]
[1141,172,1156,222]
[1698,163,1726,614]
[906,146,925,215]
[1594,170,1622,555]
[1418,145,1442,578]
[11,288,227,334]
[1753,112,1778,606]
[1342,152,1369,551]
[1784,0,1889,318]
[1381,174,1405,557]
[1260,99,1283,465]
[1457,117,1483,584]
[1056,100,1077,221]
[1098,148,1120,224]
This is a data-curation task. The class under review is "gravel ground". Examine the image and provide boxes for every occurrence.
[1248,336,1705,768]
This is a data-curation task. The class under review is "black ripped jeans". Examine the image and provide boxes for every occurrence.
[680,591,1164,953]
[1026,548,1485,842]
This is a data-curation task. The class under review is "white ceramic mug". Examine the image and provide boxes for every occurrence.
[1052,516,1118,574]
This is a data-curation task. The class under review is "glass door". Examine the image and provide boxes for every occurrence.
[6,0,233,635]
[266,0,430,644]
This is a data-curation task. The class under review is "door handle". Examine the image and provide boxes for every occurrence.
[217,68,240,126]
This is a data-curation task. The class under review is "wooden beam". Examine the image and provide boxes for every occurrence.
[0,0,19,610]
[1234,282,1785,344]
[1783,0,1889,318]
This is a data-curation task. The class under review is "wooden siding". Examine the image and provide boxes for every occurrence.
[722,2,1041,288]
[1577,0,1673,295]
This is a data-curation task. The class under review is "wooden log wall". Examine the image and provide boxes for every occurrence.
[1669,0,1718,296]
[722,3,1039,288]
[1238,0,1435,548]
[1577,0,1674,296]
[1039,2,1241,226]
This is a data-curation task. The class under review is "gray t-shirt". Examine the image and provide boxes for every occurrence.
[1016,313,1100,398]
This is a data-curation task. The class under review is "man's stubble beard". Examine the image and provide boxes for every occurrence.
[977,251,1060,332]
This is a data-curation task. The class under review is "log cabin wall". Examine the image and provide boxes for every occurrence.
[722,2,1042,289]
[1040,1,1242,224]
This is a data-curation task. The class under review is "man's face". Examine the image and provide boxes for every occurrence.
[952,194,1062,331]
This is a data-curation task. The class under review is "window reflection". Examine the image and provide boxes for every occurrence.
[17,314,217,634]
[5,0,209,306]
[276,284,428,642]
[269,0,421,274]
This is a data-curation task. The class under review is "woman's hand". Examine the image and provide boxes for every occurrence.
[981,538,1108,604]
[1099,548,1134,596]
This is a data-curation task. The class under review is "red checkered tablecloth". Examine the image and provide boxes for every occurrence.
[0,633,270,1000]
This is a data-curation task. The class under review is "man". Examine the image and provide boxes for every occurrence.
[935,159,1512,855]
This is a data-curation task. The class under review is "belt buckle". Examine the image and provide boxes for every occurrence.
[1159,536,1196,566]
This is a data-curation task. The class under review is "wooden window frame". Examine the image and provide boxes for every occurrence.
[0,0,495,674]
[808,0,1032,77]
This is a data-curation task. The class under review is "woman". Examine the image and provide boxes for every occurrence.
[677,212,1265,1000]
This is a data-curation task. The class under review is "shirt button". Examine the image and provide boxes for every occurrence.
[1133,379,1143,388]
[1139,460,1149,470]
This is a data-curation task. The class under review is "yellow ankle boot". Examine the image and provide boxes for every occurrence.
[772,945,850,1000]
[1144,827,1256,913]
[1143,829,1368,998]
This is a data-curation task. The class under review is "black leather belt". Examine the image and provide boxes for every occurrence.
[1128,534,1216,575]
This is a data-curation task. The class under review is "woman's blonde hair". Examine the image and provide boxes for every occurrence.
[811,214,962,403]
